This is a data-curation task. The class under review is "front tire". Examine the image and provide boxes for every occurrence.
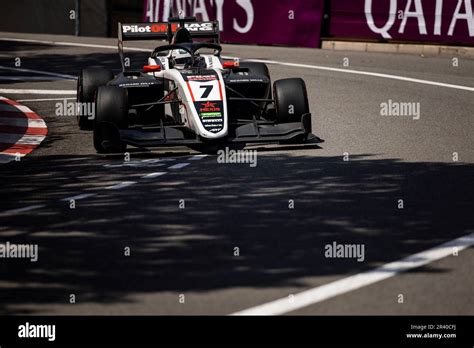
[240,62,270,79]
[240,62,271,99]
[77,68,114,130]
[93,86,128,153]
[273,78,309,123]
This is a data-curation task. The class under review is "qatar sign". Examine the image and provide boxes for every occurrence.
[143,0,324,47]
[329,0,474,45]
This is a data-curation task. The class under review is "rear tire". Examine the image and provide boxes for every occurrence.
[273,78,309,123]
[93,86,128,153]
[77,68,113,130]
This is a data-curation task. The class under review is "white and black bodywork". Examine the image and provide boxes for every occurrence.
[76,16,322,153]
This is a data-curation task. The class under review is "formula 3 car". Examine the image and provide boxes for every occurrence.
[76,16,322,153]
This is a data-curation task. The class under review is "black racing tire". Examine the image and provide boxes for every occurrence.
[240,62,270,79]
[240,62,271,98]
[93,86,128,153]
[77,68,114,130]
[273,78,309,123]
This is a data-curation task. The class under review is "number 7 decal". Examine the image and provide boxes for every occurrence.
[200,85,214,99]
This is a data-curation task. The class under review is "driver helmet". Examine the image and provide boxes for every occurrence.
[171,48,194,68]
[170,28,194,67]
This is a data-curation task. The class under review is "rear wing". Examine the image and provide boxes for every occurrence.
[118,22,219,41]
[117,20,220,70]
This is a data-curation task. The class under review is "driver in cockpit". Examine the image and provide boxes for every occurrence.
[169,27,207,69]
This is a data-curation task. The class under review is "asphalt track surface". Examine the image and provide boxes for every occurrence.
[0,32,473,315]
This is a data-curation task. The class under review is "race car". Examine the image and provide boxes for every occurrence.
[76,16,322,153]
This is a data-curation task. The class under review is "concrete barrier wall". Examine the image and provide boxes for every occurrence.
[0,0,108,37]
[0,0,76,35]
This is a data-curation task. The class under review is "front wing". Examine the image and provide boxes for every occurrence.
[119,114,323,148]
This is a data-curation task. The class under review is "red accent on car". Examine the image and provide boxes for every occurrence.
[223,61,238,69]
[186,81,196,102]
[217,80,224,100]
[143,65,161,72]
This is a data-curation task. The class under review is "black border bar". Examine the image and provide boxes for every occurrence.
[0,316,472,346]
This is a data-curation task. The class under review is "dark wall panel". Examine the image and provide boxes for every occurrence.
[0,0,76,35]
[0,0,109,37]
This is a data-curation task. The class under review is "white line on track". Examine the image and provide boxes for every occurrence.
[189,154,208,160]
[0,37,150,52]
[0,153,197,213]
[0,89,76,95]
[1,37,472,92]
[142,172,167,179]
[232,232,474,315]
[0,204,46,216]
[16,97,76,102]
[245,59,474,92]
[168,163,190,169]
[148,158,177,162]
[61,193,97,201]
[0,65,77,80]
[105,181,137,190]
[0,76,74,81]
